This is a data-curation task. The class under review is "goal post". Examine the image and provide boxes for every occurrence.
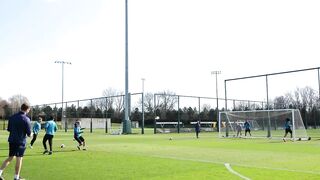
[219,109,309,140]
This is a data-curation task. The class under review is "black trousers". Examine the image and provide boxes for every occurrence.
[43,134,54,151]
[30,133,38,146]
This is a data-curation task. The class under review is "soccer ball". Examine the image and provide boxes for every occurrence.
[169,137,173,140]
[60,144,65,148]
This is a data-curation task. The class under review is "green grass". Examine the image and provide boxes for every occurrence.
[0,129,319,179]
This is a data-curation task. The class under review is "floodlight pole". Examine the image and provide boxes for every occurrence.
[54,61,71,132]
[141,78,145,134]
[211,71,221,122]
[123,0,132,134]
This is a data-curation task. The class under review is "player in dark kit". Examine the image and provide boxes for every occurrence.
[0,103,31,180]
[244,120,251,136]
[194,120,201,138]
[283,118,292,142]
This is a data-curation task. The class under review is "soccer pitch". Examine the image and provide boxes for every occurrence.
[0,129,319,180]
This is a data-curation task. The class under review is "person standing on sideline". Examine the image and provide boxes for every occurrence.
[29,116,42,148]
[244,120,251,137]
[42,115,57,155]
[195,120,201,138]
[236,122,242,137]
[74,121,86,150]
[283,118,292,142]
[0,103,32,180]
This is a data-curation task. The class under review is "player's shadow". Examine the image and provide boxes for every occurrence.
[0,149,86,158]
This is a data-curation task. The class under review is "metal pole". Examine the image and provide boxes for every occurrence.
[54,61,71,132]
[211,71,221,121]
[266,75,271,137]
[154,95,156,134]
[141,78,145,134]
[123,0,131,134]
[177,96,180,133]
[62,63,65,131]
[225,80,227,110]
[198,97,201,121]
[318,68,320,101]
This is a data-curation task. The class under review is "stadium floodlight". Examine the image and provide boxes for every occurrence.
[123,0,132,134]
[219,109,310,141]
[141,78,145,134]
[54,60,72,132]
[211,71,221,121]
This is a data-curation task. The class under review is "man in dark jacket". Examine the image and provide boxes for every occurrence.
[0,103,32,180]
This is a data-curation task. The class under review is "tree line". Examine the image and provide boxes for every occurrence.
[1,86,319,128]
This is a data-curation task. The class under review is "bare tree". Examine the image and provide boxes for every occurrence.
[299,86,316,111]
[102,88,117,110]
[0,99,9,118]
[114,95,124,118]
[273,96,286,109]
[102,88,124,118]
[9,94,29,112]
[136,92,154,112]
[144,93,154,112]
[156,90,177,111]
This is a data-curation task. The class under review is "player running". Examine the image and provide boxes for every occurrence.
[29,116,42,148]
[42,115,57,155]
[283,118,292,142]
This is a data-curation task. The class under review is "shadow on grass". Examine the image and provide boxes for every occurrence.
[0,149,86,158]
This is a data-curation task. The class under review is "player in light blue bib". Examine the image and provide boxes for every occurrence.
[29,116,42,148]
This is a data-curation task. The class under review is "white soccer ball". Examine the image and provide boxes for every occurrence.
[169,137,173,140]
[60,144,65,148]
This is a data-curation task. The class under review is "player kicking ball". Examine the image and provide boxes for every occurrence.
[74,120,86,150]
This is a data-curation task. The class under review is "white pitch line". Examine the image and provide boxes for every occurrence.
[145,154,320,176]
[224,163,251,180]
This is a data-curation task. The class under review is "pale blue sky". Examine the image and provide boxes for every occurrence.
[1,0,320,105]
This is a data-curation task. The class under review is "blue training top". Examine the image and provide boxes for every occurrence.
[74,126,82,138]
[7,111,32,145]
[32,121,41,134]
[45,120,57,135]
[284,120,291,129]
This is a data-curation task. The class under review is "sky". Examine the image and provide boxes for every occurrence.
[0,0,320,106]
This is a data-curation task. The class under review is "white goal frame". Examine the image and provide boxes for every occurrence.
[219,109,308,140]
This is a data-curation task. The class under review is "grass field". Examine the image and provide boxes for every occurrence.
[0,128,319,180]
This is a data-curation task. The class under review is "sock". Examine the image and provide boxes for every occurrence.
[14,174,19,179]
[0,170,3,176]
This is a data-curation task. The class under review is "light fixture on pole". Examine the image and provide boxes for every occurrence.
[55,61,71,132]
[211,71,221,122]
[141,78,145,134]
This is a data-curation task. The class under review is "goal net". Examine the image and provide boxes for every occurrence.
[219,109,309,140]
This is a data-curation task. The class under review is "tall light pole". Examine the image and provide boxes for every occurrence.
[55,61,71,132]
[123,0,132,133]
[211,71,221,122]
[141,78,145,134]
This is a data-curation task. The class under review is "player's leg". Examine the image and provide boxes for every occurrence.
[80,137,86,150]
[14,145,26,180]
[42,134,49,154]
[30,134,37,147]
[48,135,53,155]
[0,156,14,179]
[74,137,82,150]
[14,157,23,180]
